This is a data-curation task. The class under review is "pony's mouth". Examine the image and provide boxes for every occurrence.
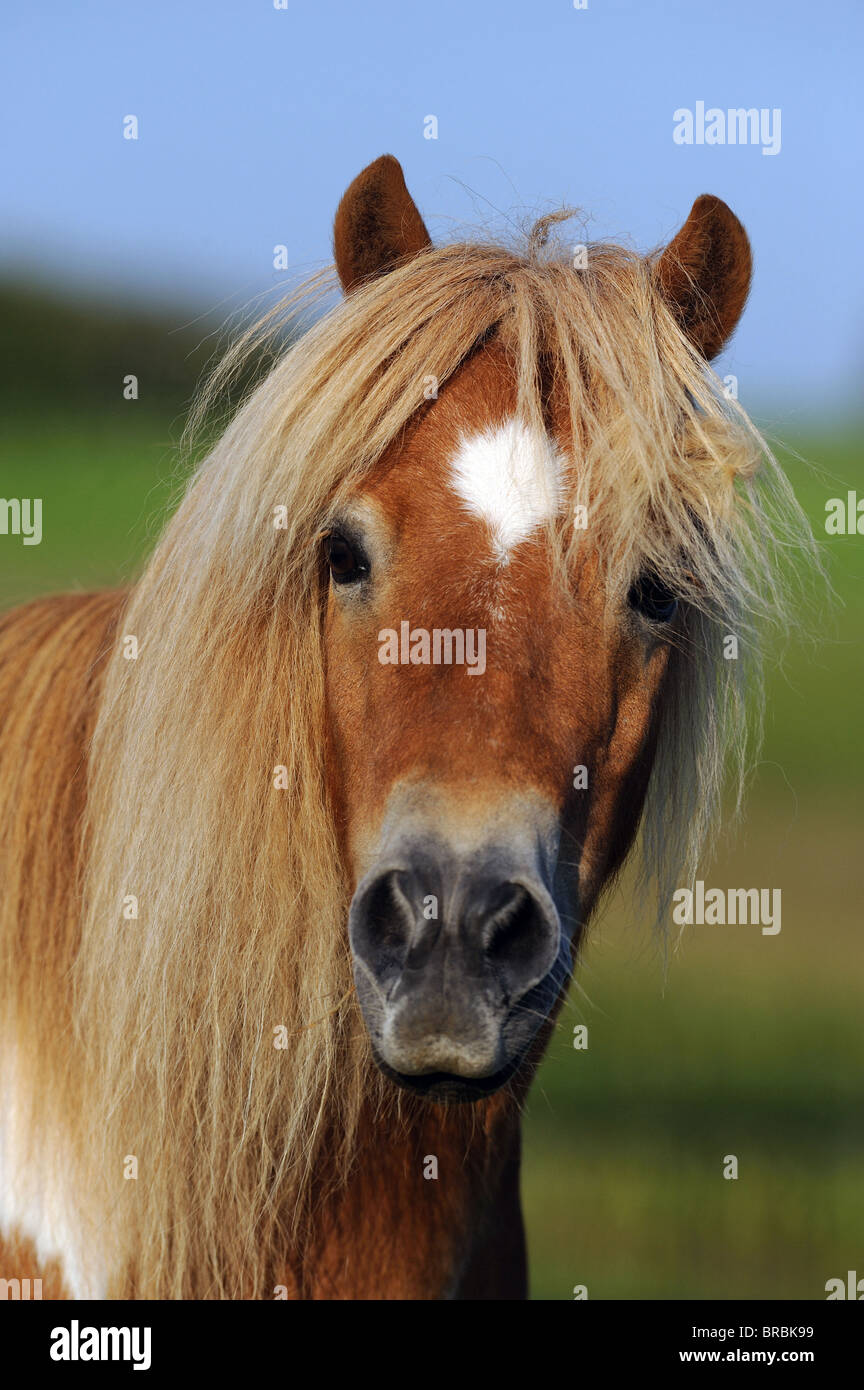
[371,1049,523,1103]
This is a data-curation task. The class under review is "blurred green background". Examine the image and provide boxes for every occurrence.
[1,286,861,1301]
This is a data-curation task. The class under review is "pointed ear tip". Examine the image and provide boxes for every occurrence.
[691,193,748,233]
[335,156,402,210]
[361,153,405,183]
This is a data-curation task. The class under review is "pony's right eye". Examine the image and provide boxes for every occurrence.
[324,533,369,585]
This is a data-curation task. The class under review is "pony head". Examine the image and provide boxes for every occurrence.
[323,156,754,1100]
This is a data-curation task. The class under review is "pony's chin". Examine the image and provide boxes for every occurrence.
[372,1051,522,1103]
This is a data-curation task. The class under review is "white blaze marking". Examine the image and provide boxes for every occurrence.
[449,418,564,562]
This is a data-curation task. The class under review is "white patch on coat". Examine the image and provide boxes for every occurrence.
[0,1038,107,1298]
[449,419,565,562]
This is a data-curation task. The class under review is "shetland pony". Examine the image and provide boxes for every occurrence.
[0,156,810,1299]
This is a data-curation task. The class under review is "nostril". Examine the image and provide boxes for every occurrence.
[484,884,533,960]
[352,869,428,988]
[481,882,559,995]
[365,871,414,953]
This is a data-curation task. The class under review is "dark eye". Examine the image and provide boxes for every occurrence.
[628,574,679,623]
[324,532,368,585]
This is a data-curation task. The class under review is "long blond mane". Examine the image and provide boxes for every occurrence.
[69,230,813,1296]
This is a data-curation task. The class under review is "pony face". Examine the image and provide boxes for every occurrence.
[323,343,676,1100]
[315,154,756,1103]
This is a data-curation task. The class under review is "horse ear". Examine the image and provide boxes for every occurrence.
[333,154,432,294]
[654,195,752,360]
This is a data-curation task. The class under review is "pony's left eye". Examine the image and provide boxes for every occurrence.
[324,532,368,585]
[628,574,679,623]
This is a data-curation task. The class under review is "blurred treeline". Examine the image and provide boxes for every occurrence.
[0,280,288,604]
[0,280,289,426]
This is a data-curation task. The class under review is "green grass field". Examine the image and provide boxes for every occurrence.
[2,401,861,1301]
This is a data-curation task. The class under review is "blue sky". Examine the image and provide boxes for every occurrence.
[3,0,861,419]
